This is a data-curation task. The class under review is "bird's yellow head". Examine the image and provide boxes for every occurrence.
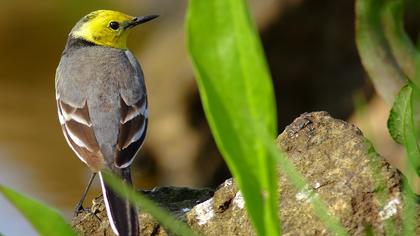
[71,10,158,49]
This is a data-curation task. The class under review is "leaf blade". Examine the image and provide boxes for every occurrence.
[186,0,279,235]
[0,185,76,236]
[387,82,420,174]
[388,84,412,144]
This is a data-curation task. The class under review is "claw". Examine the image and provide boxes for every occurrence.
[74,204,101,222]
[73,203,88,217]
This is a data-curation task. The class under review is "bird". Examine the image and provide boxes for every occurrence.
[55,10,157,236]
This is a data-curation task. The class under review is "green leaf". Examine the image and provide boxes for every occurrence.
[102,172,198,236]
[388,84,412,144]
[0,185,76,236]
[388,82,420,174]
[186,0,279,235]
[356,0,405,105]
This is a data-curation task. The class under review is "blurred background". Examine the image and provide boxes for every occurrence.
[0,0,419,235]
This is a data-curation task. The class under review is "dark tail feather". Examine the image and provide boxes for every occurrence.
[99,168,139,236]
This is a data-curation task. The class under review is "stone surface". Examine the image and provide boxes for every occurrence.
[72,187,214,236]
[277,112,401,235]
[73,112,408,235]
[186,179,254,236]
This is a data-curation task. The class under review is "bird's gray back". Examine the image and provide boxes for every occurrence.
[56,45,146,166]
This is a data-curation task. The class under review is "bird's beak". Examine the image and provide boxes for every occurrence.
[125,15,159,29]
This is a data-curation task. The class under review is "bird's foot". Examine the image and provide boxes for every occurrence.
[74,204,101,222]
[73,203,88,217]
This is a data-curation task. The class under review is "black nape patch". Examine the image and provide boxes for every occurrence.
[63,37,97,55]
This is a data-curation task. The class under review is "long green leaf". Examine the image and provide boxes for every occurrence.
[186,0,279,235]
[0,185,76,236]
[356,0,405,105]
[402,177,416,236]
[382,0,417,81]
[102,172,198,236]
[402,86,420,175]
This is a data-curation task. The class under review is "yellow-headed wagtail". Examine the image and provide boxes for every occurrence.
[55,10,157,236]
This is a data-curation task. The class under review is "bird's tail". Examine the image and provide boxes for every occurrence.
[98,168,139,236]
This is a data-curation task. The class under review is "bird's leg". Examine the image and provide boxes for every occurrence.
[74,172,97,216]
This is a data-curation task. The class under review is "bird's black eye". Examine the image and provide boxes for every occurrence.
[109,21,120,30]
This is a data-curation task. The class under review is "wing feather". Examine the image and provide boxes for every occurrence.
[57,99,104,171]
[115,95,147,168]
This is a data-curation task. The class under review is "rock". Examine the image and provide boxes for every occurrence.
[186,179,254,236]
[72,187,214,236]
[276,112,401,235]
[72,112,405,235]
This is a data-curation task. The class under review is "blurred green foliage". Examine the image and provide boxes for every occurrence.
[0,184,76,236]
[357,0,419,234]
[383,0,417,80]
[356,0,420,175]
[355,0,406,105]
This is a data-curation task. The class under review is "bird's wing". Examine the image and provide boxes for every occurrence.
[56,97,104,171]
[114,50,148,168]
[55,52,105,171]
